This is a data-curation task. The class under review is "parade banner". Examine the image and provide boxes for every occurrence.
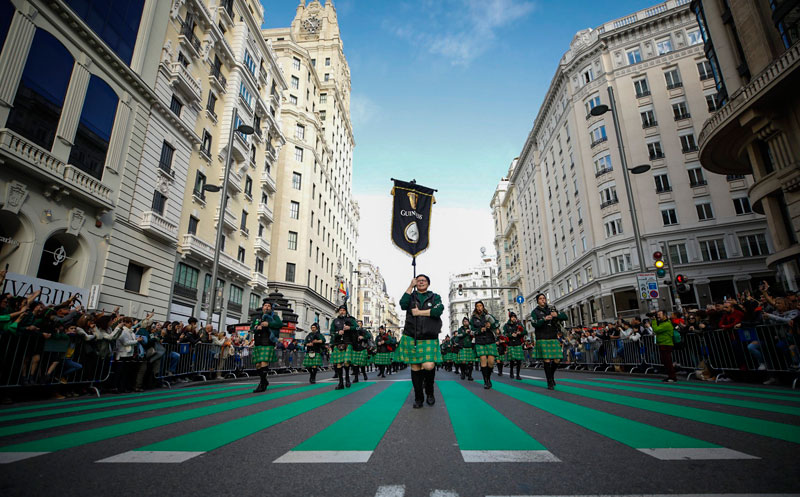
[390,179,436,257]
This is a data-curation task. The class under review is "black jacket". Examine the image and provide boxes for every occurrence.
[470,313,497,345]
[531,306,568,340]
[401,291,443,340]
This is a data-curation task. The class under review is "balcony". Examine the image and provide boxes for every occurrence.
[600,198,619,209]
[673,112,691,121]
[218,0,234,26]
[180,234,215,263]
[266,142,277,161]
[666,81,683,90]
[649,152,665,160]
[219,252,250,281]
[220,166,243,193]
[655,186,672,194]
[231,131,248,162]
[635,90,652,98]
[251,271,269,290]
[682,145,699,153]
[641,120,658,129]
[215,207,238,232]
[173,283,198,300]
[261,170,276,192]
[258,203,274,223]
[595,167,612,178]
[590,136,608,148]
[690,179,708,187]
[139,210,178,242]
[209,65,227,93]
[270,89,281,109]
[178,20,202,58]
[254,236,271,255]
[167,62,201,104]
[0,129,114,209]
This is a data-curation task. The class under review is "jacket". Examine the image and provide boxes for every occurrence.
[470,313,498,345]
[454,325,474,348]
[531,305,568,340]
[253,312,282,346]
[330,315,357,345]
[114,325,139,359]
[305,331,326,353]
[400,291,443,340]
[653,319,675,346]
[503,320,527,346]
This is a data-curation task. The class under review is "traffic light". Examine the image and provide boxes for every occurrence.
[457,283,463,295]
[653,251,666,278]
[676,274,690,293]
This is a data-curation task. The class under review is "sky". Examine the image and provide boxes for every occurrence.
[262,0,665,326]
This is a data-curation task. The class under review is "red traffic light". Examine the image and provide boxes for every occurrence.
[676,274,687,284]
[653,251,663,260]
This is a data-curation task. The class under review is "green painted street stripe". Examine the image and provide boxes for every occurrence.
[0,384,254,423]
[600,375,800,397]
[439,381,558,462]
[0,384,264,438]
[0,384,326,460]
[565,379,800,415]
[521,379,800,444]
[589,378,800,403]
[104,382,374,461]
[274,382,409,463]
[0,383,251,414]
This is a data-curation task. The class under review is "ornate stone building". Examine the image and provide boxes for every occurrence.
[356,259,399,334]
[447,252,502,333]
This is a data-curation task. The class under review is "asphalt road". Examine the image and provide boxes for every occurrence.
[0,367,798,497]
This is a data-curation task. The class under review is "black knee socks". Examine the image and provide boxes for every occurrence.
[411,369,424,402]
[423,369,435,395]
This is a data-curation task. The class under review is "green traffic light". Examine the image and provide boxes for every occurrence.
[656,268,666,277]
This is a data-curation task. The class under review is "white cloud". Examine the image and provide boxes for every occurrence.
[349,93,380,128]
[354,193,494,334]
[389,0,536,66]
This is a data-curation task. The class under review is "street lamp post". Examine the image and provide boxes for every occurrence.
[203,108,254,328]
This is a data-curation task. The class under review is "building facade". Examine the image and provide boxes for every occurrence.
[694,0,800,291]
[262,0,358,339]
[0,0,195,317]
[491,162,528,315]
[356,259,399,334]
[165,0,287,329]
[447,253,502,333]
[494,0,773,325]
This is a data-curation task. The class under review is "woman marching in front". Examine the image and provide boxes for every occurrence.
[397,275,444,408]
[504,312,527,380]
[330,305,357,390]
[531,294,568,390]
[471,301,499,389]
[252,302,283,393]
[303,322,325,384]
[454,318,474,381]
[653,310,677,382]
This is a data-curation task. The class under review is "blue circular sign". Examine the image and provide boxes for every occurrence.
[515,295,525,304]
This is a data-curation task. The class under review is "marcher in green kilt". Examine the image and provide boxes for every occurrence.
[374,352,392,365]
[503,312,527,380]
[330,305,358,390]
[531,294,569,390]
[374,326,394,376]
[495,334,509,377]
[453,318,475,381]
[471,302,500,390]
[400,275,444,408]
[251,301,283,393]
[303,323,325,383]
[350,320,370,382]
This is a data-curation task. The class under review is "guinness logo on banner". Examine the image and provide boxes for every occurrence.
[391,179,435,257]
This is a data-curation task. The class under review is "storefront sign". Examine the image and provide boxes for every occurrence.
[1,272,88,306]
[0,236,20,247]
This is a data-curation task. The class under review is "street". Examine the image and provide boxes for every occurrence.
[1,368,798,497]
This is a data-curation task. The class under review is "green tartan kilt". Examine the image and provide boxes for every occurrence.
[457,347,475,363]
[374,352,392,365]
[368,354,375,364]
[252,345,276,363]
[497,352,507,362]
[395,335,442,364]
[330,344,353,364]
[350,348,368,366]
[303,351,323,367]
[507,345,525,361]
[444,352,457,361]
[475,343,498,357]
[533,339,562,359]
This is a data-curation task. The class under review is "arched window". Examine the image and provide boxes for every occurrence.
[68,75,119,179]
[37,232,80,284]
[64,0,145,65]
[0,0,15,53]
[6,29,74,151]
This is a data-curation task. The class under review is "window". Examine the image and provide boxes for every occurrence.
[733,197,752,215]
[640,108,657,128]
[672,101,691,120]
[654,173,671,193]
[243,49,256,76]
[697,60,713,80]
[170,95,183,116]
[292,172,302,190]
[290,201,300,219]
[151,191,167,216]
[294,147,303,162]
[124,261,145,293]
[258,223,265,237]
[582,66,594,84]
[706,92,723,112]
[234,115,248,143]
[239,82,253,108]
[594,154,612,175]
[656,37,673,55]
[633,78,650,97]
[665,68,682,89]
[193,171,206,197]
[604,215,623,238]
[324,73,330,81]
[320,93,327,104]
[700,239,727,261]
[319,110,326,121]
[688,166,706,187]
[295,124,305,140]
[201,130,212,156]
[207,92,217,115]
[739,234,768,257]
[65,0,144,65]
[599,183,618,207]
[661,206,679,226]
[68,75,118,180]
[311,58,316,67]
[669,243,689,264]
[647,141,664,160]
[290,76,299,90]
[174,262,199,289]
[586,265,593,281]
[237,246,245,263]
[325,57,331,66]
[286,263,296,282]
[626,47,642,64]
[289,94,298,105]
[229,284,243,305]
[240,210,248,231]
[249,292,261,311]
[590,125,607,146]
[292,57,300,70]
[680,133,698,152]
[584,95,601,115]
[244,175,253,197]
[607,254,632,274]
[696,200,714,220]
[159,141,175,173]
[288,231,298,250]
[687,29,703,45]
[188,215,198,235]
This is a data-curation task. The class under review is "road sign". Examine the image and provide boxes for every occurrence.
[515,295,524,304]
[636,273,659,300]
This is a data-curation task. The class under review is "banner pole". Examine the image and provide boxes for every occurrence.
[412,255,417,278]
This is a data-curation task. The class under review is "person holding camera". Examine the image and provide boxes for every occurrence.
[531,293,568,390]
[303,322,325,384]
[503,312,527,380]
[330,305,357,390]
[397,275,444,408]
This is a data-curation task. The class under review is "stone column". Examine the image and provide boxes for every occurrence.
[0,4,37,124]
[104,94,133,175]
[52,56,91,161]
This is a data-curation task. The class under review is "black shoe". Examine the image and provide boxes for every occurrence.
[516,374,521,380]
[426,394,435,406]
[363,373,368,381]
[253,382,267,393]
[335,383,345,390]
[345,377,351,388]
[467,374,473,381]
[310,378,316,384]
[352,376,359,383]
[547,380,555,390]
[460,371,465,380]
[413,400,424,409]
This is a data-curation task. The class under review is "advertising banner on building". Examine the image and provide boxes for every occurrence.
[1,272,89,306]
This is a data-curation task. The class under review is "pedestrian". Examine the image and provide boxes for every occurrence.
[504,312,527,380]
[454,317,475,381]
[252,301,282,393]
[303,322,325,384]
[330,305,357,390]
[653,309,677,382]
[397,275,444,408]
[471,301,499,389]
[531,293,568,390]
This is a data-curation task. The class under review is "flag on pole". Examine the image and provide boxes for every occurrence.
[390,179,435,257]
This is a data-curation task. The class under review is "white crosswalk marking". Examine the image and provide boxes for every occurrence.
[429,490,459,497]
[375,485,406,497]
